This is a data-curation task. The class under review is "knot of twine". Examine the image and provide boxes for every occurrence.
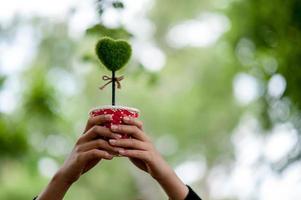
[99,75,124,90]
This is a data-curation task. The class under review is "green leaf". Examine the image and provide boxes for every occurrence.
[112,1,124,9]
[95,37,132,71]
[86,24,132,39]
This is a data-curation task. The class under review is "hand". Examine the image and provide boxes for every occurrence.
[108,117,170,180]
[57,114,123,184]
[109,117,189,200]
[36,114,123,200]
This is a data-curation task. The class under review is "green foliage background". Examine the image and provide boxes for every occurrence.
[0,0,300,199]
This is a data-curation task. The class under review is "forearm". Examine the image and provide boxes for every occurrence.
[36,171,73,200]
[154,166,189,200]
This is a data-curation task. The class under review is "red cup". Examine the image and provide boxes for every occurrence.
[89,105,139,138]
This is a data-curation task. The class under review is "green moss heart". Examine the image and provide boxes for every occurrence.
[95,37,132,71]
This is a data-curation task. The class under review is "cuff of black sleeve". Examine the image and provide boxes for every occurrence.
[185,185,202,200]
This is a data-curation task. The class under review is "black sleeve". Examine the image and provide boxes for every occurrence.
[185,185,202,200]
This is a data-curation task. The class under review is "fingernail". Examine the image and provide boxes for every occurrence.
[114,134,122,139]
[123,117,129,121]
[111,125,118,131]
[106,115,112,120]
[109,139,116,144]
[118,149,125,154]
[115,147,124,152]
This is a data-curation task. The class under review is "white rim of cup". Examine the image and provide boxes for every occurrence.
[89,105,140,115]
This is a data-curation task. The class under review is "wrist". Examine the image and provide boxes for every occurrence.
[153,163,174,182]
[150,154,175,182]
[52,169,75,187]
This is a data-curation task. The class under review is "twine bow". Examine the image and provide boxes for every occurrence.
[99,75,124,90]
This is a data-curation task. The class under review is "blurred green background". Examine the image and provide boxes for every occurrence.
[0,0,301,199]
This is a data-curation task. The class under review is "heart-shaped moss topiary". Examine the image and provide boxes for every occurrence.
[95,37,132,71]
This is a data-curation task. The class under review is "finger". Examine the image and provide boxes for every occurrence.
[110,125,148,141]
[84,114,112,133]
[78,139,123,153]
[122,117,143,130]
[80,149,113,162]
[109,138,148,150]
[78,126,122,144]
[118,149,150,162]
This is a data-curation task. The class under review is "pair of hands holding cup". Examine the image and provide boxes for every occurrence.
[37,115,190,200]
[61,115,167,184]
